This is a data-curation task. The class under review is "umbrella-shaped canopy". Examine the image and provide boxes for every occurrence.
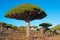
[5,4,47,21]
[39,22,52,28]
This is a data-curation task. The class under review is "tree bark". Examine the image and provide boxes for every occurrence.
[26,21,30,37]
[0,25,2,32]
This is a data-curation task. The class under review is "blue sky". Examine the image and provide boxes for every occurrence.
[0,0,60,28]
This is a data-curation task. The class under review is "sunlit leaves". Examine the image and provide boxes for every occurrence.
[5,4,47,21]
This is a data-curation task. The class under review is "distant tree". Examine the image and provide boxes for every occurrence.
[0,22,12,29]
[39,22,52,28]
[0,22,7,26]
[0,22,5,32]
[39,22,52,36]
[12,26,17,31]
[4,24,12,29]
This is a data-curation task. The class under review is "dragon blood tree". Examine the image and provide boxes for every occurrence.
[39,22,52,29]
[5,4,47,37]
[39,22,52,36]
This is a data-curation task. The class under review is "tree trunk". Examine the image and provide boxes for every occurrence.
[0,25,2,32]
[26,21,30,37]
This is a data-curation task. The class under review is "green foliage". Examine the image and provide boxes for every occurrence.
[39,22,52,28]
[5,4,47,21]
[0,22,12,28]
[0,22,18,30]
[12,26,17,30]
[53,24,60,30]
[5,4,42,15]
[0,22,6,26]
[4,24,12,28]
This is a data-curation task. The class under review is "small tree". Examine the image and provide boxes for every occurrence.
[12,26,17,31]
[39,22,52,37]
[0,22,7,26]
[4,24,12,29]
[39,22,52,28]
[0,22,6,32]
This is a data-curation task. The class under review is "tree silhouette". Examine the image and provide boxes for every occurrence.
[39,22,52,40]
[12,26,17,31]
[39,22,52,32]
[5,4,47,37]
[4,24,12,29]
[39,22,52,38]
